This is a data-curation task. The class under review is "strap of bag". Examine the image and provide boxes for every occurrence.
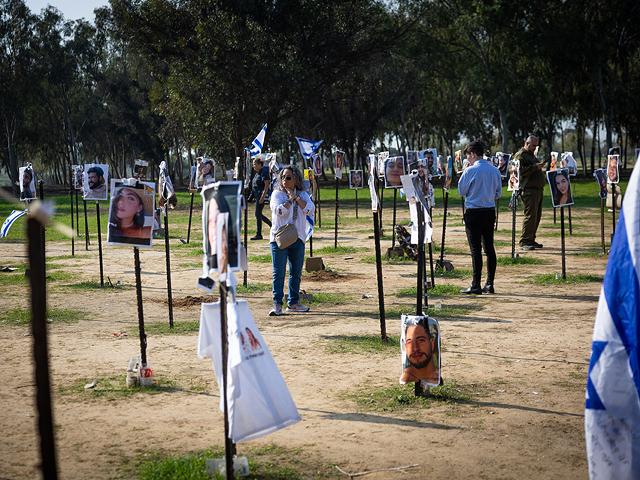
[292,198,298,221]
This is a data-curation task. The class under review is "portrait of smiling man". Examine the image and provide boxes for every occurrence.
[400,316,440,386]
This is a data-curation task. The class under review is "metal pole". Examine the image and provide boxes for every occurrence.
[416,207,424,316]
[83,199,90,250]
[373,210,387,341]
[561,207,566,280]
[511,193,517,258]
[612,187,616,240]
[134,248,147,366]
[96,202,104,287]
[187,193,194,244]
[392,189,397,248]
[600,198,605,254]
[355,188,358,219]
[568,205,572,235]
[38,181,45,259]
[334,178,339,249]
[220,282,236,480]
[242,152,248,288]
[439,190,449,267]
[163,209,174,328]
[75,190,80,237]
[28,216,58,480]
[428,207,435,288]
[70,188,74,256]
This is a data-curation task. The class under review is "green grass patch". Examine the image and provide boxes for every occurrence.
[135,443,327,480]
[496,256,547,266]
[236,282,272,294]
[314,245,360,255]
[429,284,464,296]
[528,273,604,285]
[309,292,348,305]
[248,254,273,263]
[349,380,473,413]
[46,271,74,282]
[1,307,84,326]
[436,268,473,279]
[143,320,201,336]
[360,254,417,264]
[63,280,129,290]
[58,374,183,400]
[323,334,400,355]
[0,272,28,286]
[573,250,608,258]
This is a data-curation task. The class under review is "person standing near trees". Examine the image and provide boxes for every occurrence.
[513,136,545,251]
[250,155,272,240]
[457,141,502,294]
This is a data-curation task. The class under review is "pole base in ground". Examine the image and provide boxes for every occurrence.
[305,257,324,272]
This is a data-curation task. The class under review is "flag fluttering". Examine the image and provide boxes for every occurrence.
[249,124,267,158]
[585,161,640,479]
[295,137,323,159]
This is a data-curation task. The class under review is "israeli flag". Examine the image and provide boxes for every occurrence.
[249,124,267,158]
[585,161,640,479]
[1,210,27,238]
[295,137,323,159]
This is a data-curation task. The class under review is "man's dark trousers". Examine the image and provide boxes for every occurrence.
[464,207,496,286]
[254,200,271,237]
[520,187,543,246]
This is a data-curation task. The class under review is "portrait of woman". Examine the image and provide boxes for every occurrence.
[197,159,215,187]
[594,168,607,199]
[607,155,619,183]
[550,152,558,171]
[547,169,573,207]
[350,170,363,189]
[107,182,154,247]
[507,162,519,191]
[384,156,404,188]
[313,154,322,176]
[269,165,315,316]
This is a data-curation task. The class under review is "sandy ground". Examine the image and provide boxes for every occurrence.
[0,194,607,479]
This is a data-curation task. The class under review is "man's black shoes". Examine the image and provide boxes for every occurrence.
[250,235,263,240]
[460,285,483,295]
[532,242,544,248]
[482,284,495,294]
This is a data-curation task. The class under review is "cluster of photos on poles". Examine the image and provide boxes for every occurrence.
[4,143,635,449]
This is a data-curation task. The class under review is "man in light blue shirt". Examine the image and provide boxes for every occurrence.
[458,141,502,294]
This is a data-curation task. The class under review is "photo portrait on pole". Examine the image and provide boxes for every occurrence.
[83,164,109,200]
[507,159,520,191]
[550,151,559,171]
[107,179,155,247]
[400,315,441,386]
[384,156,404,188]
[202,181,243,274]
[349,170,363,190]
[594,168,608,199]
[72,165,84,189]
[19,166,36,201]
[560,152,577,175]
[312,154,322,176]
[335,151,344,180]
[547,168,574,207]
[133,160,148,180]
[377,151,389,179]
[607,155,620,184]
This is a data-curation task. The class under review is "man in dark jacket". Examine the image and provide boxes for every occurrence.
[513,136,545,250]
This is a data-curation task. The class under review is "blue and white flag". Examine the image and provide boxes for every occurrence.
[1,210,27,238]
[295,138,323,159]
[249,124,267,158]
[585,161,640,479]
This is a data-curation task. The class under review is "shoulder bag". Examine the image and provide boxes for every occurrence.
[274,200,299,249]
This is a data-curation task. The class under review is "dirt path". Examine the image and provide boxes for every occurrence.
[0,198,604,479]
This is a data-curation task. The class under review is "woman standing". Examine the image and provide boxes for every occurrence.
[269,165,315,316]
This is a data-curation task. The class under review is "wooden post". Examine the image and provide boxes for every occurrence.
[28,216,59,480]
[355,188,358,219]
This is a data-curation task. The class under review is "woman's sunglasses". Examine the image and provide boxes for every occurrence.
[282,175,293,180]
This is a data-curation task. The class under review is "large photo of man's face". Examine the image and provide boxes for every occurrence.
[19,166,36,201]
[607,155,619,184]
[400,315,440,386]
[83,164,109,201]
[594,168,607,199]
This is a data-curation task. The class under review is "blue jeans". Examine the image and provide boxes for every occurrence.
[271,239,305,306]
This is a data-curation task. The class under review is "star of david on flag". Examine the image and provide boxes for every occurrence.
[249,124,267,158]
[295,138,322,159]
[585,160,640,479]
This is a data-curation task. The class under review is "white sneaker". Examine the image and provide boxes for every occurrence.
[269,303,283,316]
[286,303,310,313]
